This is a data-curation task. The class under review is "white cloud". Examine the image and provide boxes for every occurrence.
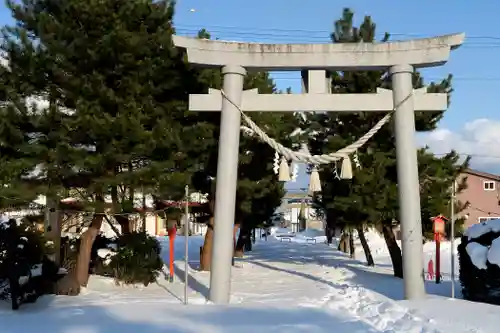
[419,118,500,173]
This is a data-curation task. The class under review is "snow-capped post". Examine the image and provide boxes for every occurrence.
[184,185,189,305]
[432,215,447,284]
[173,33,463,303]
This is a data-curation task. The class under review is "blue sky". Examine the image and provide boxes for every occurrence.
[1,0,499,189]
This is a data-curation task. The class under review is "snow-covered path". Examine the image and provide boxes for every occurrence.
[237,240,443,332]
[0,234,498,332]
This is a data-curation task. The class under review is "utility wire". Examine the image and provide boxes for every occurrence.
[174,25,500,46]
[174,23,500,41]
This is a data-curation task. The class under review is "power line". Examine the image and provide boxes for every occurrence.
[174,24,500,47]
[175,29,500,47]
[175,23,500,41]
[467,206,500,219]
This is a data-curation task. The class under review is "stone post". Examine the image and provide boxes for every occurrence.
[390,64,426,299]
[209,65,246,304]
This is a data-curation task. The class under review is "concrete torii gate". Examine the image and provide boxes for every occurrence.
[173,33,465,304]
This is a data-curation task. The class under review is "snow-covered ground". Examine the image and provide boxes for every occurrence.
[352,229,461,283]
[0,227,499,332]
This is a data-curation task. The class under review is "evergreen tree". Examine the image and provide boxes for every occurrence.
[1,0,208,293]
[0,46,50,211]
[308,8,468,277]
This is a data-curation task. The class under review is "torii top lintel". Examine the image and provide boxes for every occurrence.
[173,33,465,71]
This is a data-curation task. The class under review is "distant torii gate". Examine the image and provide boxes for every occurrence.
[173,33,465,304]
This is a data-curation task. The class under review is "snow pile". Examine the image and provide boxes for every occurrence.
[325,284,440,333]
[465,242,488,269]
[18,264,43,285]
[294,229,326,243]
[464,218,500,239]
[268,227,327,244]
[461,219,500,270]
[269,227,295,237]
[97,243,118,266]
[488,237,500,267]
[297,229,324,238]
[0,215,22,228]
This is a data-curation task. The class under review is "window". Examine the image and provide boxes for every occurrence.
[484,181,495,191]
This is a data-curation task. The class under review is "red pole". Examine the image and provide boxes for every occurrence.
[435,233,441,284]
[168,226,176,283]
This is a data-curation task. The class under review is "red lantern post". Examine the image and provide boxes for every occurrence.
[432,215,448,284]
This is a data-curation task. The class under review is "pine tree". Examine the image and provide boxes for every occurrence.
[1,0,206,293]
[0,47,46,211]
[308,8,468,277]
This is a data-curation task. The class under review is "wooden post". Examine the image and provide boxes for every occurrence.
[435,233,441,284]
[432,215,446,284]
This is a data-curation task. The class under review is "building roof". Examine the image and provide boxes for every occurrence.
[463,168,500,181]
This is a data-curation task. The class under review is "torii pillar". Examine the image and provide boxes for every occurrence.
[174,33,465,304]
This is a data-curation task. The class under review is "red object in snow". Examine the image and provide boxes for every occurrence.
[427,259,435,280]
[167,227,176,280]
[431,215,448,284]
[433,215,447,235]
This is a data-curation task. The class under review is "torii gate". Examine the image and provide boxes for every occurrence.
[173,33,464,304]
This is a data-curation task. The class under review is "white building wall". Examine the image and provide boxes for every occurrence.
[145,215,156,236]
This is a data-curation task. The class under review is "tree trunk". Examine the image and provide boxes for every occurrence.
[114,214,131,234]
[232,224,239,266]
[338,232,348,253]
[235,235,245,257]
[56,209,104,295]
[200,216,214,271]
[325,209,336,244]
[244,231,252,251]
[382,224,403,278]
[234,224,248,258]
[325,225,335,244]
[141,189,147,233]
[234,223,246,258]
[349,231,355,259]
[357,226,374,266]
[233,223,242,257]
[111,185,131,234]
[77,214,104,286]
[104,215,121,237]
